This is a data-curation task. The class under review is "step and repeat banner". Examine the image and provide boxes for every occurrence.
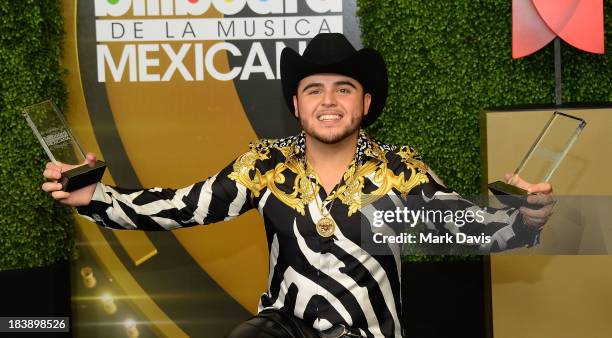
[62,1,361,337]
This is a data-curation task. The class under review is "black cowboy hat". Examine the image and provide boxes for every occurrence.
[280,33,388,127]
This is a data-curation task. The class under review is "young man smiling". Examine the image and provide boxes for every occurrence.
[296,73,371,194]
[42,33,554,338]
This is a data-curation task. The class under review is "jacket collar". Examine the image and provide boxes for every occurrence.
[288,129,384,166]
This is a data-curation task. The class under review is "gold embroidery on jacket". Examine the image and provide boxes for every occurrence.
[229,141,316,215]
[369,146,429,199]
[227,140,271,197]
[229,136,430,216]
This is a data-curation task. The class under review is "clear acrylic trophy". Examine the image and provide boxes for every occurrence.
[23,100,106,192]
[488,112,586,207]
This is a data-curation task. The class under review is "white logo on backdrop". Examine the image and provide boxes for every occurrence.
[94,0,343,82]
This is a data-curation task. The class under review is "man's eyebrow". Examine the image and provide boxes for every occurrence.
[334,80,357,89]
[301,82,323,92]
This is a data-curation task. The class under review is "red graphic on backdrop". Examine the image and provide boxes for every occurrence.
[512,0,604,58]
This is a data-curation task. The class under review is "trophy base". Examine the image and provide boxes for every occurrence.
[60,160,107,192]
[487,180,535,209]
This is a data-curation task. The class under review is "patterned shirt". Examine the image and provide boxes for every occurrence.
[77,130,540,337]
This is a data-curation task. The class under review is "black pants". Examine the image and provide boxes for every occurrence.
[226,309,318,338]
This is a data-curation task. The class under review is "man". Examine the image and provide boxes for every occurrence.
[42,33,553,337]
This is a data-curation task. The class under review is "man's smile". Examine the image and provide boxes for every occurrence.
[316,111,344,122]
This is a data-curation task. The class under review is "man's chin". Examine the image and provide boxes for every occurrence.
[309,128,357,144]
[299,116,363,145]
[313,134,344,144]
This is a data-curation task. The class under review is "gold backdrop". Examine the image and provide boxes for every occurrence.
[483,106,612,338]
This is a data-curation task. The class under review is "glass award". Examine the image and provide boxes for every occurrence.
[488,112,586,207]
[23,100,106,192]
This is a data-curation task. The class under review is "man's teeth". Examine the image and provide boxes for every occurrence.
[318,114,341,121]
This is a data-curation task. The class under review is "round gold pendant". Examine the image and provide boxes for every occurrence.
[316,217,336,237]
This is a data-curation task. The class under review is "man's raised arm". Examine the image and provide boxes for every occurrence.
[42,152,253,230]
[407,170,555,252]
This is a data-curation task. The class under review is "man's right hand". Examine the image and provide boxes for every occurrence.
[42,152,98,207]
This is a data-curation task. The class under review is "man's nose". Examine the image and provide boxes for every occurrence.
[321,90,337,106]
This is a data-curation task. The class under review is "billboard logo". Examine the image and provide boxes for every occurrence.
[95,0,341,16]
[94,0,343,82]
[512,0,604,58]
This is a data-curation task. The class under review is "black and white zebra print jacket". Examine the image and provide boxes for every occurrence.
[76,130,540,338]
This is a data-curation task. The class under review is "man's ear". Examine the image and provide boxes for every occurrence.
[292,95,299,118]
[363,93,372,116]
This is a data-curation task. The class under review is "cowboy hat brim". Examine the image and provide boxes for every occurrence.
[280,47,388,128]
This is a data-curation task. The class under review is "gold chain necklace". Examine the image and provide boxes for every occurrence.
[311,179,337,237]
[307,160,357,238]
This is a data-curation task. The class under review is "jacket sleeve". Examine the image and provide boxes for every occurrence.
[406,170,542,253]
[393,146,541,253]
[75,158,254,231]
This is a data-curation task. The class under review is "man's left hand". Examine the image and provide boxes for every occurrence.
[504,173,555,229]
